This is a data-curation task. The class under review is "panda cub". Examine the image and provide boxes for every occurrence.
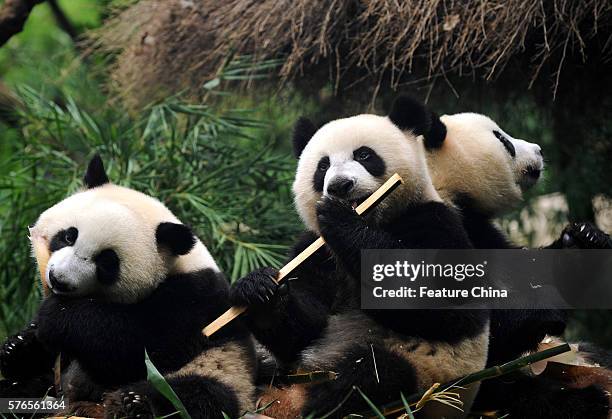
[231,98,489,417]
[0,156,256,418]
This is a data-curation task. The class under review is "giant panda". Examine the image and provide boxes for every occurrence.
[0,156,256,418]
[409,99,611,417]
[231,98,489,417]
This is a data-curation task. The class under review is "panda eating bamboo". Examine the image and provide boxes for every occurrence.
[231,98,490,417]
[0,156,256,418]
[230,96,610,418]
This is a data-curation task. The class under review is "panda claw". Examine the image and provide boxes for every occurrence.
[561,222,612,249]
[230,267,280,307]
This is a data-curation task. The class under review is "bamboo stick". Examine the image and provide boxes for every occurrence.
[203,173,404,337]
[372,343,572,418]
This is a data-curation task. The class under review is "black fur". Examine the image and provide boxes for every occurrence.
[155,222,197,256]
[94,248,120,284]
[231,195,489,415]
[49,227,78,252]
[426,111,447,148]
[0,322,55,381]
[313,156,329,192]
[0,374,55,398]
[83,154,109,189]
[316,197,472,280]
[2,269,254,418]
[293,117,318,158]
[302,343,419,416]
[230,230,338,365]
[353,146,385,177]
[487,309,567,367]
[34,269,250,385]
[230,239,336,365]
[494,130,516,157]
[387,95,446,148]
[315,197,487,342]
[458,198,611,417]
[104,375,241,419]
[476,373,609,419]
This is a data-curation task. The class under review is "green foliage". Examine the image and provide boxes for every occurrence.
[0,0,106,90]
[145,350,190,419]
[0,64,303,340]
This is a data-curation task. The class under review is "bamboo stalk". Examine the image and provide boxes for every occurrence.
[371,343,572,418]
[203,173,404,337]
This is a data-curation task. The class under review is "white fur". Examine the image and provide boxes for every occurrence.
[430,113,544,214]
[30,183,218,303]
[293,114,441,232]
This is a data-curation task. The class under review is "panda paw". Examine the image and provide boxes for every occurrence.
[0,324,41,379]
[561,222,612,249]
[230,267,281,307]
[104,389,154,419]
[316,196,360,233]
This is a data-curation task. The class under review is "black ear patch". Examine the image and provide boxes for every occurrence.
[293,117,318,158]
[84,154,110,188]
[156,222,196,256]
[426,112,447,149]
[388,95,447,149]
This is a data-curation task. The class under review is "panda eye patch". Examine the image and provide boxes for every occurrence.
[353,146,385,177]
[313,156,330,192]
[354,147,371,161]
[493,130,516,158]
[317,157,330,172]
[64,227,78,245]
[95,249,120,285]
[49,227,79,251]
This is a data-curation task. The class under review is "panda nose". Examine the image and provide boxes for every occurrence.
[327,178,354,198]
[48,270,72,293]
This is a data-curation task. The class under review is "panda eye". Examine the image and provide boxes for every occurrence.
[64,227,78,245]
[493,130,516,158]
[354,146,374,162]
[357,150,370,161]
[317,157,330,172]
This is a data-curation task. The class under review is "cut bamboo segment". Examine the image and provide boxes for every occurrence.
[203,173,403,337]
[30,232,50,295]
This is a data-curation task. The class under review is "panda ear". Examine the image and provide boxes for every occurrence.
[156,222,196,256]
[388,95,446,149]
[84,154,110,188]
[293,117,317,158]
[426,112,447,149]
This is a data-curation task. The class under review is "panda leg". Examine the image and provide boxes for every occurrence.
[103,374,244,419]
[301,343,419,417]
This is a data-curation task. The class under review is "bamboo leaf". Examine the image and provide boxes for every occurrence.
[145,350,191,419]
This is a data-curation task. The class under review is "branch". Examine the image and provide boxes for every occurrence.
[0,0,44,47]
[47,0,77,41]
